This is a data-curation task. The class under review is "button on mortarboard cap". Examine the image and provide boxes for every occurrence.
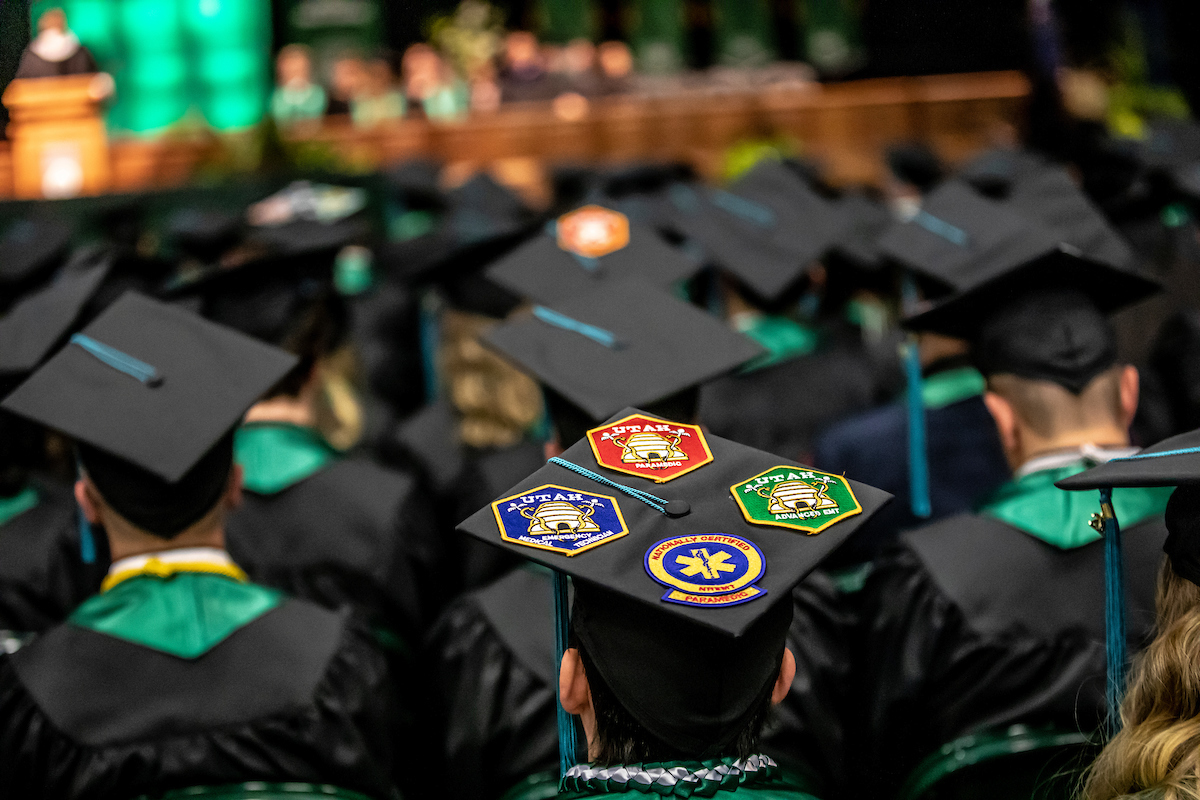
[457,409,892,751]
[0,261,111,380]
[483,277,765,422]
[1,291,298,483]
[485,205,698,305]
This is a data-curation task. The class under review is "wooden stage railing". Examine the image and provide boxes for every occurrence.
[0,70,1029,199]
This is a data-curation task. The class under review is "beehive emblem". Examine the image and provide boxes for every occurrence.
[755,480,839,515]
[520,501,601,536]
[613,431,688,466]
[491,484,629,556]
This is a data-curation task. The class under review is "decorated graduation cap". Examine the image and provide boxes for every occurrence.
[663,162,846,304]
[485,204,698,305]
[1,291,297,536]
[889,182,1158,338]
[482,277,765,426]
[1056,429,1200,732]
[458,406,892,766]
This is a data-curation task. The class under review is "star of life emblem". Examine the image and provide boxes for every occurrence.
[644,534,766,607]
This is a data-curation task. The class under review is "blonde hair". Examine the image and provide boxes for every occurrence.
[1083,560,1200,800]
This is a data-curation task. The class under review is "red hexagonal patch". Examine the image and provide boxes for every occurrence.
[587,413,714,484]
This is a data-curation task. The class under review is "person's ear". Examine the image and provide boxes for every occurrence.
[74,478,101,525]
[771,648,796,705]
[1119,365,1140,431]
[224,464,244,510]
[559,647,590,715]
[544,437,564,460]
[983,391,1020,456]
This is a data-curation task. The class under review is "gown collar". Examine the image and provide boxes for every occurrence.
[103,547,246,593]
[561,754,779,796]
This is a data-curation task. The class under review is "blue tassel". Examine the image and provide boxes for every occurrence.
[77,506,96,565]
[904,338,932,519]
[1099,487,1126,737]
[419,292,441,404]
[552,570,578,777]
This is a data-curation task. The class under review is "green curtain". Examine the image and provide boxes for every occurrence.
[799,0,863,76]
[712,0,774,67]
[629,0,686,74]
[537,0,597,44]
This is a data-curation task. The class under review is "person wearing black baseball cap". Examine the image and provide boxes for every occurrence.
[0,293,400,799]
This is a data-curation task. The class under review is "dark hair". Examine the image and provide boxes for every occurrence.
[77,432,235,538]
[573,633,776,765]
[543,386,701,450]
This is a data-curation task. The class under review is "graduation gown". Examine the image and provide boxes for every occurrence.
[388,402,547,593]
[0,477,107,633]
[813,362,1011,563]
[699,320,890,463]
[425,567,849,800]
[423,566,560,800]
[15,39,98,79]
[854,461,1171,799]
[0,558,399,800]
[226,422,444,643]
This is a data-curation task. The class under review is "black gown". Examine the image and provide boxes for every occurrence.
[15,42,98,79]
[423,566,561,800]
[226,451,445,645]
[0,594,399,799]
[813,373,1010,564]
[424,566,853,800]
[853,512,1167,800]
[698,322,893,464]
[0,477,107,633]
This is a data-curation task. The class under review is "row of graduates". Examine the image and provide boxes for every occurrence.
[0,131,1197,799]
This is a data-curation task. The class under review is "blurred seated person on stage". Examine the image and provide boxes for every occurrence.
[597,40,635,94]
[352,56,406,128]
[271,44,327,127]
[499,31,552,103]
[16,7,98,79]
[326,53,367,116]
[402,44,469,121]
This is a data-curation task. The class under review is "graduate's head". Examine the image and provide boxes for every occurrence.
[75,433,242,547]
[481,278,764,453]
[38,8,66,34]
[560,583,795,764]
[1,292,296,552]
[976,290,1138,468]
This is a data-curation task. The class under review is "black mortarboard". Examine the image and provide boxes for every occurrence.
[383,158,444,206]
[1057,428,1200,491]
[483,277,764,422]
[457,407,892,752]
[957,148,1049,198]
[0,215,74,299]
[0,261,111,381]
[829,192,892,272]
[973,289,1117,393]
[886,182,1158,337]
[663,162,846,303]
[885,142,945,191]
[163,207,243,261]
[1,291,297,484]
[485,205,698,305]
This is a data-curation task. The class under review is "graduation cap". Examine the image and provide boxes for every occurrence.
[485,205,698,305]
[482,277,764,424]
[1056,428,1200,731]
[0,215,74,302]
[0,261,111,382]
[163,207,244,261]
[887,181,1158,338]
[2,291,297,485]
[958,148,1051,198]
[458,407,892,763]
[664,162,848,304]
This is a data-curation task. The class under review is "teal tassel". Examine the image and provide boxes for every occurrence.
[904,338,931,519]
[552,570,578,776]
[1099,487,1126,737]
[419,292,441,404]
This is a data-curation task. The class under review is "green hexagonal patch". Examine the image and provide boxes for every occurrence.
[730,466,862,534]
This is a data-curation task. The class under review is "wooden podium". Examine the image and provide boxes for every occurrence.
[2,74,111,199]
